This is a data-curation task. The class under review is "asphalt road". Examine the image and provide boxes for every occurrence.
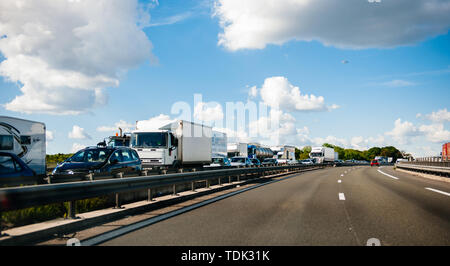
[100,166,450,246]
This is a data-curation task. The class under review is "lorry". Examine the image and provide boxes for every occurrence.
[309,146,335,164]
[247,143,274,161]
[227,143,248,158]
[130,120,212,169]
[272,145,296,164]
[443,142,450,161]
[0,116,46,176]
[212,130,227,158]
[104,128,131,147]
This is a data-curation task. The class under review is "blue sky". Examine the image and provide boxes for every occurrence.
[0,0,449,156]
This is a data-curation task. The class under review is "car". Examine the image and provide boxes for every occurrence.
[250,158,261,166]
[261,158,278,165]
[230,156,253,167]
[208,157,231,167]
[287,159,298,165]
[300,159,314,165]
[370,159,380,167]
[51,146,142,179]
[0,152,38,186]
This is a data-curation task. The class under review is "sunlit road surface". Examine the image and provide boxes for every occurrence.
[100,166,450,246]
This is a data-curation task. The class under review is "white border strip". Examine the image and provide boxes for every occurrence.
[425,187,450,197]
[377,169,399,180]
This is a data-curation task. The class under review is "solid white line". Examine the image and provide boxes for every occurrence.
[339,193,346,200]
[425,187,450,197]
[377,169,399,180]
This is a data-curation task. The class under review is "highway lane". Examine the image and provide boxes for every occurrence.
[100,166,450,246]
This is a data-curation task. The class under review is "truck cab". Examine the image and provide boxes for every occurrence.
[130,130,178,169]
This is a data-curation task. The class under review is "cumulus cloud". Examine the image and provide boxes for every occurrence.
[385,119,421,145]
[68,125,91,140]
[194,102,224,122]
[417,108,450,123]
[214,0,450,51]
[0,0,153,115]
[97,120,135,133]
[257,76,336,112]
[46,130,54,142]
[419,124,450,143]
[136,114,176,131]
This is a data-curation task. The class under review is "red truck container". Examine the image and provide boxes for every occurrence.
[443,143,450,161]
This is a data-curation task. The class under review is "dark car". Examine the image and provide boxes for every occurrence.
[0,152,37,186]
[250,158,261,166]
[51,146,142,179]
[261,158,278,165]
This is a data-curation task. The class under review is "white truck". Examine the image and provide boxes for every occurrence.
[0,116,46,175]
[212,130,227,158]
[227,143,248,158]
[309,147,335,164]
[272,145,296,164]
[130,120,212,169]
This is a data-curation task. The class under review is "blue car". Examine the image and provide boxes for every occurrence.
[0,152,37,186]
[51,146,142,179]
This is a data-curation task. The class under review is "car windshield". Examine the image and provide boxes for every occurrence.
[212,158,224,163]
[310,152,322,157]
[68,149,112,163]
[131,132,167,148]
[231,158,245,163]
[263,159,275,162]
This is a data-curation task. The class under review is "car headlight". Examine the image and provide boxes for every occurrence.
[67,170,74,175]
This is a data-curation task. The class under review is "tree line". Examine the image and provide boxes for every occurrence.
[295,143,404,162]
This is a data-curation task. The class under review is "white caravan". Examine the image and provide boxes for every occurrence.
[0,116,46,175]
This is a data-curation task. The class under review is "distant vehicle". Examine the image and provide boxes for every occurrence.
[208,157,231,167]
[334,159,343,166]
[105,128,131,147]
[0,152,37,185]
[51,146,142,179]
[443,142,450,161]
[287,159,298,165]
[370,160,380,167]
[300,159,314,165]
[310,147,335,164]
[227,143,248,158]
[250,158,261,166]
[0,116,46,176]
[230,156,253,167]
[262,158,278,165]
[131,120,212,169]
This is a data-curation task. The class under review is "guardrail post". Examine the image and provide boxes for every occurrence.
[67,201,78,219]
[114,173,124,209]
[172,184,178,196]
[218,177,222,186]
[147,188,153,201]
[191,181,195,192]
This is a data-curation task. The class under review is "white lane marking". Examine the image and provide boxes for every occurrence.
[339,193,346,200]
[425,187,450,197]
[377,169,399,180]
[338,180,342,183]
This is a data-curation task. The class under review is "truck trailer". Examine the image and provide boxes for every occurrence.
[310,146,335,164]
[0,116,46,175]
[227,143,248,158]
[131,120,212,169]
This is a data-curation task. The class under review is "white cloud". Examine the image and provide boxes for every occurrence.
[46,130,54,142]
[0,0,153,115]
[68,125,91,140]
[136,114,176,131]
[382,80,416,87]
[419,123,450,143]
[248,85,258,98]
[194,102,224,122]
[214,0,450,51]
[417,108,450,123]
[71,143,86,153]
[258,76,335,112]
[385,119,421,145]
[97,120,135,133]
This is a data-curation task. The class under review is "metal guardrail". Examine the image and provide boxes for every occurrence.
[398,161,450,167]
[0,164,320,218]
[396,163,450,176]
